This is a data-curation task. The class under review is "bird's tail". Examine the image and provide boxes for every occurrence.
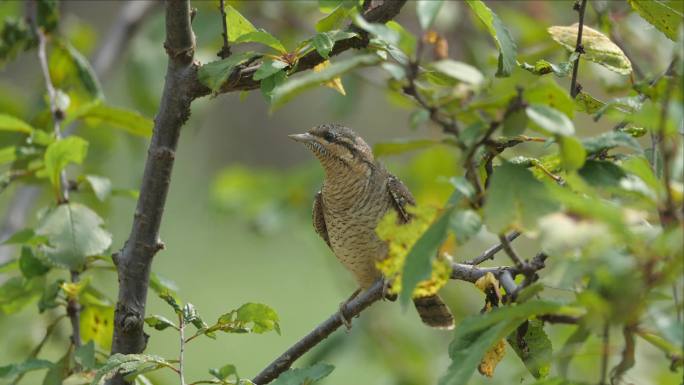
[413,294,455,329]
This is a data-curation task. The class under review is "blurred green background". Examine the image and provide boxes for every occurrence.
[0,1,680,385]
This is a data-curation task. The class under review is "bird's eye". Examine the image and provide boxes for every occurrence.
[323,132,335,142]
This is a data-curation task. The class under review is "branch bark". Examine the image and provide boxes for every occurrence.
[569,0,587,98]
[252,239,547,384]
[109,1,195,383]
[185,0,407,99]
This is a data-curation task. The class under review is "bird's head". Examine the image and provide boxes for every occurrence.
[288,124,374,172]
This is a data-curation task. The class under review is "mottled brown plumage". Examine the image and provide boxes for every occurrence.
[289,124,454,329]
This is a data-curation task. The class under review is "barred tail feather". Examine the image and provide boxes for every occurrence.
[413,295,455,329]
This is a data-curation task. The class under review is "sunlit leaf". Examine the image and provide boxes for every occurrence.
[58,39,104,100]
[548,24,632,75]
[85,175,112,202]
[234,30,286,53]
[524,77,575,118]
[67,102,153,138]
[81,305,114,351]
[466,0,517,77]
[558,136,586,171]
[235,302,280,334]
[43,136,88,190]
[0,113,34,133]
[313,60,346,95]
[224,4,256,41]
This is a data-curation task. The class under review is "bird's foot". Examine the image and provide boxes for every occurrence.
[338,301,353,331]
[382,279,398,302]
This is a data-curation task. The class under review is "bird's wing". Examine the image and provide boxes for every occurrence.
[387,174,416,224]
[313,190,332,248]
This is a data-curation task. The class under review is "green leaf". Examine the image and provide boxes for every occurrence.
[19,246,51,278]
[38,279,64,313]
[574,92,605,114]
[58,39,104,100]
[313,32,335,58]
[524,78,575,118]
[439,301,564,385]
[450,209,482,244]
[416,0,444,30]
[430,59,484,86]
[209,364,238,381]
[507,320,552,379]
[260,70,287,102]
[36,0,59,32]
[0,18,37,67]
[578,160,626,187]
[628,0,683,41]
[75,341,96,370]
[42,349,70,385]
[149,272,179,297]
[519,59,573,77]
[144,315,178,331]
[400,206,455,306]
[0,276,43,315]
[197,52,256,93]
[183,303,208,330]
[581,132,642,155]
[159,290,182,315]
[0,113,34,133]
[0,359,54,378]
[466,0,517,77]
[0,146,16,165]
[67,102,153,138]
[254,58,288,81]
[526,104,575,136]
[36,203,112,270]
[270,53,380,109]
[353,13,400,46]
[234,30,286,53]
[85,175,112,202]
[235,302,280,334]
[2,228,48,246]
[224,4,257,41]
[90,354,173,385]
[44,136,89,189]
[558,136,586,171]
[483,162,559,233]
[548,24,632,75]
[373,139,440,157]
[502,108,528,136]
[271,363,335,385]
[316,4,353,32]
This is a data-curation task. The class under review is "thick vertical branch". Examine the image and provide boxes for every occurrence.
[217,0,231,58]
[109,1,195,383]
[570,0,587,97]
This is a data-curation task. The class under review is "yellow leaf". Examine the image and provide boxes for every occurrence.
[61,278,89,300]
[313,60,346,95]
[80,305,114,350]
[376,205,452,298]
[478,339,506,377]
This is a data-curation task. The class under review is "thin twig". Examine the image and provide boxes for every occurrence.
[463,231,521,265]
[656,64,678,226]
[217,0,231,58]
[570,0,588,98]
[9,315,66,385]
[66,271,82,348]
[498,233,524,268]
[178,314,186,385]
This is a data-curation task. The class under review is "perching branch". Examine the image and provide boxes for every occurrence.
[252,238,549,384]
[109,1,195,384]
[569,0,587,98]
[462,231,521,265]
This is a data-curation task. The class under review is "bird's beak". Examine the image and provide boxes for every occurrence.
[288,132,316,143]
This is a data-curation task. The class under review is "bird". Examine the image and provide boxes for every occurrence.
[289,123,455,329]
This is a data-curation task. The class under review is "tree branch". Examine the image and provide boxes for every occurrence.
[217,0,231,59]
[109,1,195,384]
[463,231,520,265]
[186,0,407,100]
[569,0,587,98]
[252,237,548,384]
